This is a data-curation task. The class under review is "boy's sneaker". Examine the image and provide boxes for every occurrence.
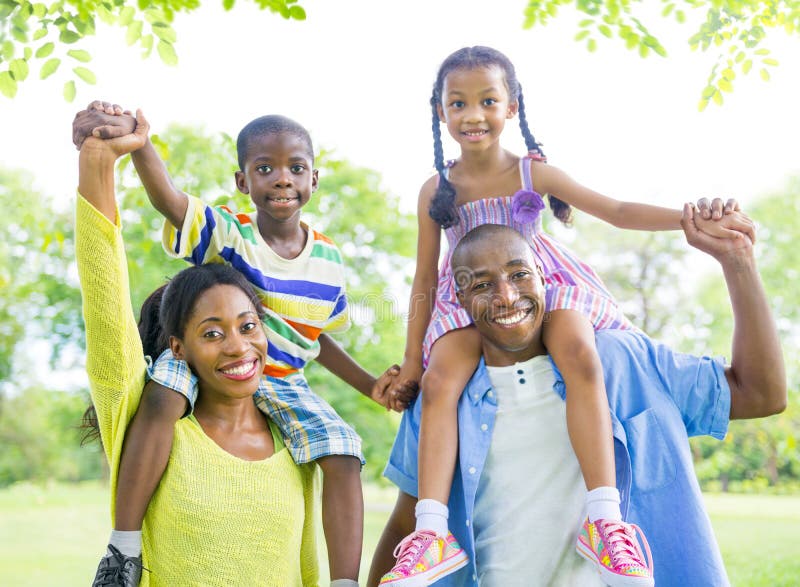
[379,529,469,586]
[576,517,654,587]
[92,544,143,587]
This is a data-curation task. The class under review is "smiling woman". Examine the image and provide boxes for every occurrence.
[75,118,320,585]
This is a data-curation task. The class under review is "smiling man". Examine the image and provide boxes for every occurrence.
[369,207,786,587]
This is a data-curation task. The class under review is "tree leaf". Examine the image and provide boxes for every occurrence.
[760,68,770,81]
[63,79,76,101]
[712,88,723,105]
[33,27,48,41]
[39,57,60,79]
[718,78,733,93]
[126,20,143,45]
[152,23,177,43]
[157,40,178,66]
[223,0,234,10]
[67,49,92,62]
[72,66,96,84]
[1,41,13,61]
[742,59,752,74]
[762,58,779,66]
[59,29,81,44]
[9,58,29,82]
[0,70,18,98]
[721,67,735,81]
[119,6,135,26]
[288,5,305,20]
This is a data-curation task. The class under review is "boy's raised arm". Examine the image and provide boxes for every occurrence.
[72,101,188,229]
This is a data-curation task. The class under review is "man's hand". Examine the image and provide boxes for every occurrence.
[73,100,138,150]
[682,203,754,261]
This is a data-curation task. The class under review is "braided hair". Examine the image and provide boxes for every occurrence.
[428,46,572,227]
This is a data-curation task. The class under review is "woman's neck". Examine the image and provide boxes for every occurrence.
[193,394,274,460]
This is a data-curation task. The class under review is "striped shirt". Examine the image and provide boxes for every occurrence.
[163,195,349,378]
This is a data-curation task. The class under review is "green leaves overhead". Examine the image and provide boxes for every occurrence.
[523,0,799,109]
[0,0,306,100]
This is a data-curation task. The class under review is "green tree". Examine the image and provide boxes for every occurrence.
[687,181,800,491]
[524,0,799,108]
[2,1,798,102]
[554,215,691,342]
[0,385,103,486]
[0,166,81,383]
[0,0,306,99]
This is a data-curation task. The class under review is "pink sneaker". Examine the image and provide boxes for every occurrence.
[576,517,654,587]
[379,529,469,586]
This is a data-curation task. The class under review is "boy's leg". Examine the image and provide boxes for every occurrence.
[318,455,364,583]
[114,380,188,530]
[93,380,187,587]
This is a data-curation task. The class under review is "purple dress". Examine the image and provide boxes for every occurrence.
[422,155,634,366]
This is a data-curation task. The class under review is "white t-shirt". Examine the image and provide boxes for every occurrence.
[473,355,602,586]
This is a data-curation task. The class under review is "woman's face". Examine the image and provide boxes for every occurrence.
[170,284,266,400]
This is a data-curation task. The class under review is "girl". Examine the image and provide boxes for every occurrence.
[380,46,749,587]
[77,115,320,585]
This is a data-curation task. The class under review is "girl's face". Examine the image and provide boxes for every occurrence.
[438,65,518,154]
[170,284,267,401]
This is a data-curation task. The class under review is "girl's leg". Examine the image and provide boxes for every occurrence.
[418,326,483,509]
[317,455,364,584]
[542,310,616,494]
[377,328,480,585]
[544,311,657,586]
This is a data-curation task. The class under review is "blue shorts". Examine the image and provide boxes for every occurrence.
[148,350,364,465]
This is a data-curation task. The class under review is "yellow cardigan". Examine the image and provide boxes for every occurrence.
[76,195,320,586]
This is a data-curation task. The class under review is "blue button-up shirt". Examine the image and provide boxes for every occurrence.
[385,330,731,586]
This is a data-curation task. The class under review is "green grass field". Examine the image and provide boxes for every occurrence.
[1,482,797,586]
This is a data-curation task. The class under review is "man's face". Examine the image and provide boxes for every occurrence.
[455,234,547,366]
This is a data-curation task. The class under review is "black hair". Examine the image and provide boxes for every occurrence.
[428,46,572,228]
[81,263,265,444]
[236,114,314,170]
[450,224,530,288]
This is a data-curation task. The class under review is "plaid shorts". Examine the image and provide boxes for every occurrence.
[147,350,363,465]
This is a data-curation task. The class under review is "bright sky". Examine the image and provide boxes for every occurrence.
[2,0,799,217]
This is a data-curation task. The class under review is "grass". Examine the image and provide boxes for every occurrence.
[0,482,797,586]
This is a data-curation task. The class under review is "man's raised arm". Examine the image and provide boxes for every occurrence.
[682,203,787,419]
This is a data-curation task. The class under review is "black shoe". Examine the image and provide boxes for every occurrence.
[91,544,143,587]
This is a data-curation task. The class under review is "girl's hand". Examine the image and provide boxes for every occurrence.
[692,206,756,245]
[695,197,739,220]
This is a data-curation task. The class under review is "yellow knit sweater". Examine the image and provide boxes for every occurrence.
[76,195,320,586]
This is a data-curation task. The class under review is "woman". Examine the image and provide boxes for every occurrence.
[77,112,319,586]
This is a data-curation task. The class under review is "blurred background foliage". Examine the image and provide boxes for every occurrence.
[0,123,796,488]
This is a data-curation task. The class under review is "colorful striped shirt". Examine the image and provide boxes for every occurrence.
[163,195,349,378]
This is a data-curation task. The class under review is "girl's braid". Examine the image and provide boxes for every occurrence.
[518,90,572,225]
[429,94,459,228]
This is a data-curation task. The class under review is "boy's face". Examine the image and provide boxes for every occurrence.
[235,131,318,224]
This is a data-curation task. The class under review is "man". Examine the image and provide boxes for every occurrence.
[369,205,786,587]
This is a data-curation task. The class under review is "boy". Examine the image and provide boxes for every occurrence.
[74,103,415,587]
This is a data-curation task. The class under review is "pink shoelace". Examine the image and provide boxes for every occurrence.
[596,520,654,573]
[391,530,437,574]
